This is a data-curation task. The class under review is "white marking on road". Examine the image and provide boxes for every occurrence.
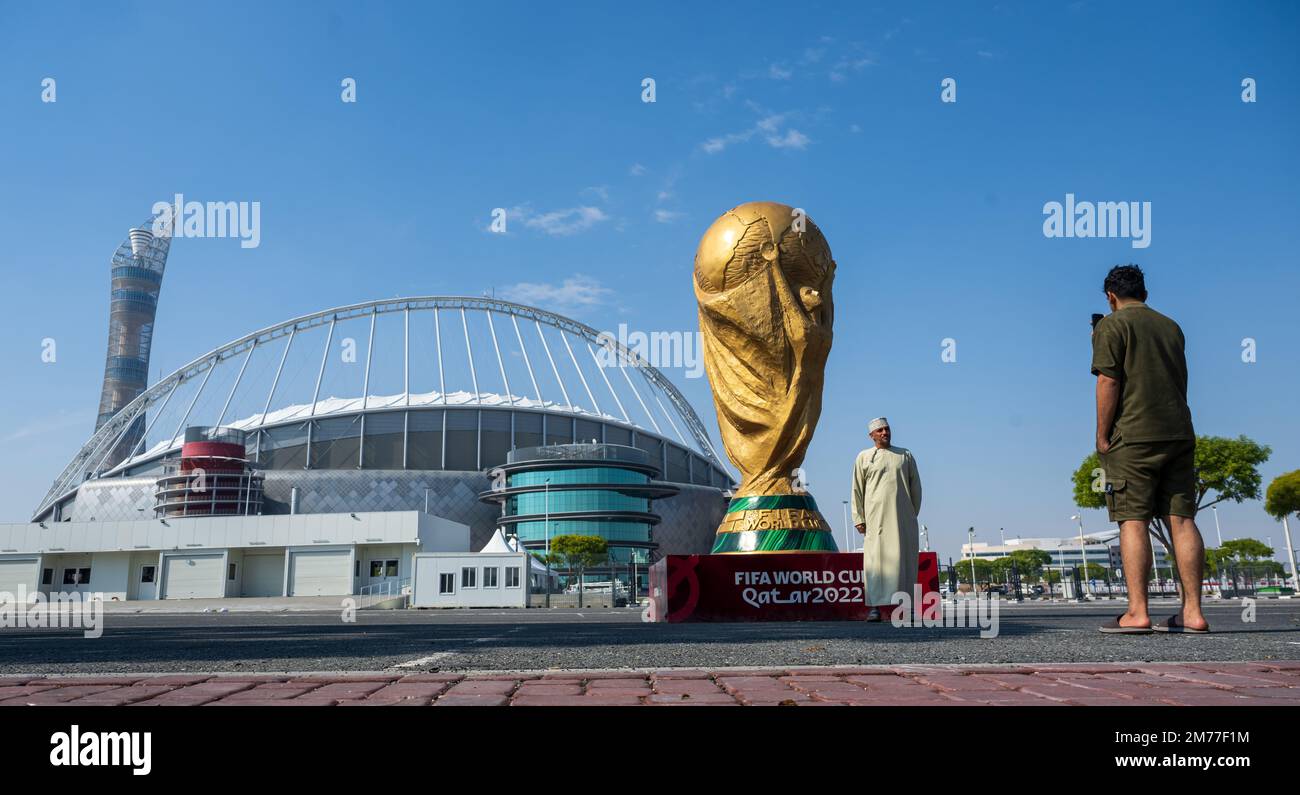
[390,632,518,669]
[394,652,454,668]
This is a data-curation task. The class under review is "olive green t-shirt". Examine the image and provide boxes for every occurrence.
[1090,302,1195,443]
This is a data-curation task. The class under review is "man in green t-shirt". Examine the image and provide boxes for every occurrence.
[1091,265,1209,634]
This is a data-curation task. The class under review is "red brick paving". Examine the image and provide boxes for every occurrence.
[0,662,1297,706]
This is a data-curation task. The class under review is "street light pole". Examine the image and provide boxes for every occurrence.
[1072,514,1091,597]
[544,478,552,557]
[1212,505,1223,547]
[921,523,930,552]
[967,527,977,591]
[544,477,551,609]
[842,500,850,553]
[1283,514,1298,591]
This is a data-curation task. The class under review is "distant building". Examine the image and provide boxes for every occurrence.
[960,535,1172,572]
[95,216,174,469]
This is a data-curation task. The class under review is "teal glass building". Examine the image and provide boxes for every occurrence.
[479,443,680,573]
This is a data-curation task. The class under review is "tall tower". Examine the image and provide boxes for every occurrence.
[94,212,174,467]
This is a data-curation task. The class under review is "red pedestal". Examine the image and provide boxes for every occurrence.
[648,551,939,623]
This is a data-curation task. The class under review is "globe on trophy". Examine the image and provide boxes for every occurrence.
[693,202,839,554]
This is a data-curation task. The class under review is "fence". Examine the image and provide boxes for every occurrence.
[357,577,410,609]
[527,559,646,608]
[940,561,1183,601]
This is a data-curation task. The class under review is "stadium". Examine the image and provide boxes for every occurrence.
[1,222,734,603]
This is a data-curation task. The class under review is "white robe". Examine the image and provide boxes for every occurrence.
[851,445,922,606]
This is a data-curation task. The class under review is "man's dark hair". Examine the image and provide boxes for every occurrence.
[1103,264,1147,301]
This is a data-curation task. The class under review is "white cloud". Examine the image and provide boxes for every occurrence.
[582,185,610,201]
[769,63,793,80]
[510,205,609,236]
[1,410,91,444]
[766,129,810,149]
[701,111,810,154]
[850,123,862,133]
[654,209,684,223]
[500,275,612,311]
[701,129,755,154]
[629,163,646,176]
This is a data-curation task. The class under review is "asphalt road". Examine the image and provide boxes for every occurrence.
[2,600,1297,675]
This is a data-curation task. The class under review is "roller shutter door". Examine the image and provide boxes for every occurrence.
[288,549,351,596]
[161,553,224,599]
[241,554,285,597]
[0,559,39,601]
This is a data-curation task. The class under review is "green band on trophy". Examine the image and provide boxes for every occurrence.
[726,494,821,514]
[711,528,839,554]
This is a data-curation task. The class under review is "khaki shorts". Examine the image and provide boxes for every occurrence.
[1099,438,1197,523]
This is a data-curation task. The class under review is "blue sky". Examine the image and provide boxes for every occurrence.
[1,1,1297,561]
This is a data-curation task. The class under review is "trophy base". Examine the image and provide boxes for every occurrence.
[647,551,941,622]
[710,494,839,554]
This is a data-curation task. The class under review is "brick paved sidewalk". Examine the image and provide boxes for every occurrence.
[1,661,1297,706]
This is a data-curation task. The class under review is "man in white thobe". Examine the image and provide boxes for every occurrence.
[851,417,923,621]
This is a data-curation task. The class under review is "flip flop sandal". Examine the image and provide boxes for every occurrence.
[1099,614,1154,634]
[1152,615,1210,634]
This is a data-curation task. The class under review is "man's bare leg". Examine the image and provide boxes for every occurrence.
[1166,515,1210,631]
[1119,520,1153,628]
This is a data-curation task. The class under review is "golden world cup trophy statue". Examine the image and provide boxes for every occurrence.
[694,202,839,554]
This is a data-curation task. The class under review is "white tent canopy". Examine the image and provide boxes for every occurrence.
[479,528,551,575]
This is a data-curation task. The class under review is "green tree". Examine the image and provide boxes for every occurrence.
[1079,562,1108,581]
[1006,549,1052,581]
[1072,451,1106,512]
[1211,538,1276,590]
[1204,546,1232,577]
[1265,470,1300,520]
[1219,538,1273,562]
[989,557,1012,582]
[548,534,608,608]
[1071,435,1271,577]
[953,557,994,585]
[988,549,1053,586]
[1264,469,1300,586]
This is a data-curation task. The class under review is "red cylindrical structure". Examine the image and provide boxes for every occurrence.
[154,428,263,518]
